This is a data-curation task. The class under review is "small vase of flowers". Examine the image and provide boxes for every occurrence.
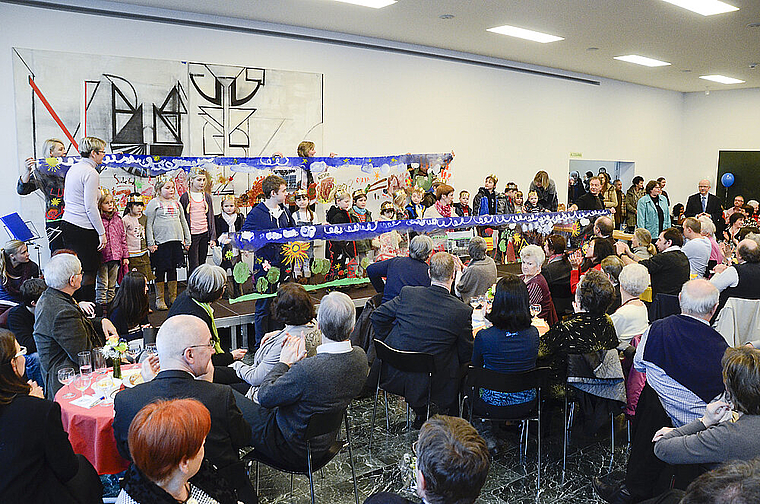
[101,336,127,379]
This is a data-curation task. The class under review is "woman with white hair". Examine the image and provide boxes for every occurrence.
[610,264,650,350]
[520,244,558,325]
[166,264,246,384]
[698,215,724,265]
[455,236,497,304]
[33,253,118,398]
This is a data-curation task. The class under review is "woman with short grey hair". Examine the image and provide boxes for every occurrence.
[698,216,725,265]
[167,264,246,382]
[455,237,497,304]
[409,235,434,261]
[611,263,650,350]
[520,244,558,324]
[317,291,356,342]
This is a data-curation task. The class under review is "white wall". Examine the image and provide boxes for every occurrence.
[1,2,757,231]
[680,88,760,204]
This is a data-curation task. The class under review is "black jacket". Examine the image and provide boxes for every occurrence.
[371,285,473,409]
[113,370,251,496]
[684,193,724,234]
[167,291,234,366]
[542,255,573,317]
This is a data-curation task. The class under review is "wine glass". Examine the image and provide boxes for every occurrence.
[74,373,92,398]
[126,341,142,363]
[78,351,92,378]
[58,367,76,399]
[530,304,541,319]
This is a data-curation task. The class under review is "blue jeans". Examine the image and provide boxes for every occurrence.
[25,352,45,393]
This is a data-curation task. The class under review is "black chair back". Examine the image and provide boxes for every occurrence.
[374,339,436,374]
[466,366,550,395]
[305,409,346,441]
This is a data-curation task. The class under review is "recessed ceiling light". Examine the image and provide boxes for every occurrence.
[699,74,745,84]
[614,55,671,67]
[661,0,739,16]
[586,47,600,51]
[439,14,455,20]
[487,25,564,43]
[333,0,397,8]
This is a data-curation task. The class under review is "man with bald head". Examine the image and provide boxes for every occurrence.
[685,179,724,234]
[710,236,760,314]
[113,314,255,502]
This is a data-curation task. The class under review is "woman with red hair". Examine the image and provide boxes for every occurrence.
[116,398,240,504]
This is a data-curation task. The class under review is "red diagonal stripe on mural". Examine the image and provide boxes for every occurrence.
[28,76,79,151]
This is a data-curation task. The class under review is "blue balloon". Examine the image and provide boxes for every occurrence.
[721,172,735,188]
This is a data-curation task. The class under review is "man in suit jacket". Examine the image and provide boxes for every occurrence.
[371,252,474,427]
[684,179,724,234]
[33,253,116,398]
[113,315,255,503]
[236,291,369,468]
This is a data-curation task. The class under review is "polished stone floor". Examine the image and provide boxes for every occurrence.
[102,388,628,503]
[249,394,629,504]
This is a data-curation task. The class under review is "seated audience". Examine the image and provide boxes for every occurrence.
[113,315,255,503]
[0,239,40,304]
[472,274,539,448]
[610,264,650,351]
[616,227,691,299]
[0,330,102,503]
[364,415,490,504]
[455,236,497,305]
[33,253,117,398]
[724,195,745,224]
[540,269,618,387]
[6,278,46,389]
[652,346,760,467]
[116,399,240,504]
[108,271,151,342]
[710,237,760,315]
[232,282,317,402]
[167,264,246,382]
[239,291,368,468]
[592,216,616,247]
[681,217,711,277]
[724,212,744,246]
[634,279,728,427]
[372,252,473,426]
[542,234,572,318]
[520,244,558,324]
[631,228,657,260]
[697,216,723,266]
[367,234,432,305]
[569,237,616,294]
[601,255,624,314]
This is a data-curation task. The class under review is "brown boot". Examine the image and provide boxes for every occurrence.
[155,282,168,311]
[167,280,178,305]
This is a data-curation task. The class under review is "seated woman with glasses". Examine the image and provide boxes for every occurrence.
[0,329,102,503]
[116,398,239,504]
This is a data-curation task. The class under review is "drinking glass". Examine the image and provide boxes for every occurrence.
[74,373,92,398]
[78,351,92,377]
[530,304,541,318]
[126,340,142,363]
[145,344,157,355]
[57,367,76,399]
[92,348,107,375]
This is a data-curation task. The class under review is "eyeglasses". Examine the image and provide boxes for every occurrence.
[13,346,27,359]
[184,340,214,354]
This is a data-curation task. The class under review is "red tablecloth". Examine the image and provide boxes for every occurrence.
[55,365,139,475]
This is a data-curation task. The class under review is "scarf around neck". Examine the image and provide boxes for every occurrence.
[434,200,452,218]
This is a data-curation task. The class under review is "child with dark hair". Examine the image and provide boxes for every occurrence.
[108,271,151,342]
[6,278,47,391]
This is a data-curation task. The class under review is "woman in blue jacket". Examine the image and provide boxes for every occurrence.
[637,180,670,240]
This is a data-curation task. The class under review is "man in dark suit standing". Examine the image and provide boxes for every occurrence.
[684,179,724,235]
[371,252,474,427]
[113,315,255,503]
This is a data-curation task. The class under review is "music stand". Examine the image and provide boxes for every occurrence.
[2,213,43,264]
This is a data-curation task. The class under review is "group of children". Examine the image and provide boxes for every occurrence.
[93,167,245,312]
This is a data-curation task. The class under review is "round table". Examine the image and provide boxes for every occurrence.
[55,365,140,475]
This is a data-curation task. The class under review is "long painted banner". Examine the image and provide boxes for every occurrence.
[35,152,454,177]
[230,209,610,251]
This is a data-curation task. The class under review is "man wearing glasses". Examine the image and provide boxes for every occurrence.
[113,314,256,503]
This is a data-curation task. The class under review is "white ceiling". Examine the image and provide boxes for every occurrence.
[55,0,760,92]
